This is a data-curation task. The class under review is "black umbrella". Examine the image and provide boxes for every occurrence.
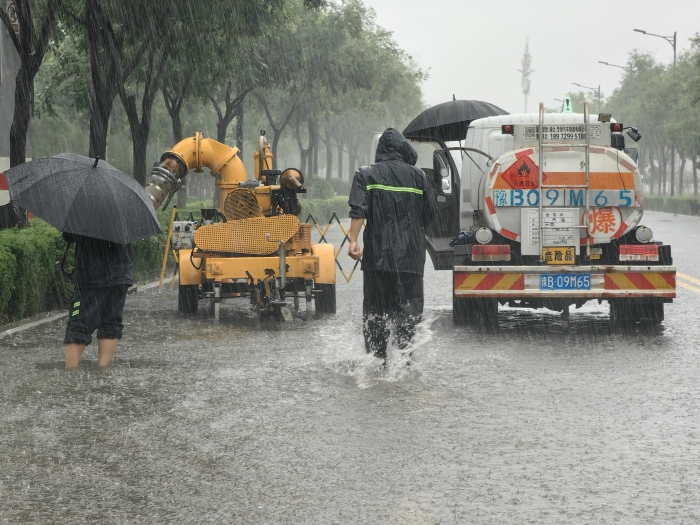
[403,99,509,142]
[6,153,161,244]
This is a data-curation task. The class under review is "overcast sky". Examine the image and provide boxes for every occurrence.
[367,0,698,113]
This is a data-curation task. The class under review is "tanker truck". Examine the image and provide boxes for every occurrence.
[144,131,336,322]
[411,101,675,327]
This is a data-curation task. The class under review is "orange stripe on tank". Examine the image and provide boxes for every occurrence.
[493,171,634,190]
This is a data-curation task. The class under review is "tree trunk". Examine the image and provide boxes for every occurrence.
[120,48,167,186]
[132,131,148,187]
[307,120,314,176]
[324,123,333,181]
[88,87,115,160]
[0,0,63,227]
[162,82,189,207]
[348,141,357,180]
[236,103,244,156]
[678,154,686,196]
[337,137,344,180]
[308,117,319,177]
[9,65,30,167]
[254,93,297,170]
[661,146,667,196]
[693,157,698,198]
[670,145,676,197]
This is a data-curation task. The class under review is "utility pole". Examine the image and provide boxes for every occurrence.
[634,28,677,195]
[518,37,533,113]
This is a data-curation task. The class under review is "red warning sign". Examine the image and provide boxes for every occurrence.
[501,156,542,189]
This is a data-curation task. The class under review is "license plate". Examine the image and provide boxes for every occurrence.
[542,247,575,265]
[540,274,591,291]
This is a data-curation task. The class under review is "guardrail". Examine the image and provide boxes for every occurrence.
[305,212,362,283]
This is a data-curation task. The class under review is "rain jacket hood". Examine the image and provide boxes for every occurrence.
[375,128,418,166]
[349,129,436,275]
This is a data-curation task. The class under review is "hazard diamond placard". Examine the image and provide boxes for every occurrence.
[502,156,541,189]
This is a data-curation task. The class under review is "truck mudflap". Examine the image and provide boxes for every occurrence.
[453,265,676,299]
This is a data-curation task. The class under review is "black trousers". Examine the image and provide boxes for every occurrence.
[362,270,424,359]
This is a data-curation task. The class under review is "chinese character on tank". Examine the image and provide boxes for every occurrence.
[588,207,620,235]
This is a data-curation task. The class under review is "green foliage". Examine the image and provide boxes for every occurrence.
[329,177,351,196]
[605,43,700,196]
[0,221,72,323]
[300,197,350,223]
[644,195,700,216]
[307,176,335,200]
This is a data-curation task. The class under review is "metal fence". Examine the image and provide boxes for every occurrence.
[305,212,361,283]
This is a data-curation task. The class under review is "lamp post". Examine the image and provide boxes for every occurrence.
[598,61,628,71]
[633,29,676,66]
[634,28,677,195]
[572,83,601,113]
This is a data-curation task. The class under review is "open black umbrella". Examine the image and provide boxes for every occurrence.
[6,153,161,244]
[403,99,509,142]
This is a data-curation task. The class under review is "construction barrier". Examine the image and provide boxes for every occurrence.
[305,212,361,283]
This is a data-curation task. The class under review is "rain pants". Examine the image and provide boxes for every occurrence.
[349,128,436,359]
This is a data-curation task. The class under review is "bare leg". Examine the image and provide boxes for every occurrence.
[65,343,86,369]
[97,338,118,367]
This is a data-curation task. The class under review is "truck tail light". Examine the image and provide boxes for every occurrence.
[472,244,511,262]
[619,244,658,262]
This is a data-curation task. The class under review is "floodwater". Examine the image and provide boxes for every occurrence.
[1,211,699,523]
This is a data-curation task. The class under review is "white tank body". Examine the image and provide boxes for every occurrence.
[480,145,643,254]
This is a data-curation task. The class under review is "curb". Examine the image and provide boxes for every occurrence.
[0,280,164,339]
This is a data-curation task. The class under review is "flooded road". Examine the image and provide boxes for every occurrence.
[1,211,699,523]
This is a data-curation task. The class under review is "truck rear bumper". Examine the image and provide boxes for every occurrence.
[453,265,676,299]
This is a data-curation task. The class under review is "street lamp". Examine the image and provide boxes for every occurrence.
[572,82,601,113]
[634,28,677,195]
[633,29,676,66]
[598,61,628,71]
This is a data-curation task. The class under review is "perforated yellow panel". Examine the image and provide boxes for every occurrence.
[194,215,301,255]
[223,188,262,220]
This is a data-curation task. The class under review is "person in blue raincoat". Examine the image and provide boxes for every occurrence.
[347,128,436,361]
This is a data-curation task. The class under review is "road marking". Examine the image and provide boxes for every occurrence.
[677,272,700,286]
[677,281,700,295]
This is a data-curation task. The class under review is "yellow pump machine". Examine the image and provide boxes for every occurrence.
[145,131,336,321]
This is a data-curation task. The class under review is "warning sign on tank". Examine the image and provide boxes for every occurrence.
[502,156,541,189]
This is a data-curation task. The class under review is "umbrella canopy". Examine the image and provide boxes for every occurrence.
[6,153,161,244]
[403,99,509,142]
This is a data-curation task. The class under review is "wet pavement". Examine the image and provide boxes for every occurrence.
[1,211,699,523]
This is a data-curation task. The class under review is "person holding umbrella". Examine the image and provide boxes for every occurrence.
[62,233,134,368]
[5,154,161,368]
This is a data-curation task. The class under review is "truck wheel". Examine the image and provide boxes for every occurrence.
[178,285,199,315]
[314,284,336,315]
[475,299,499,330]
[610,300,663,326]
[453,295,471,325]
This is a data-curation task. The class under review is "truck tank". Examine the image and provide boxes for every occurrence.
[453,102,674,328]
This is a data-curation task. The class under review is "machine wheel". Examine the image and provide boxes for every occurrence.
[314,284,336,315]
[178,285,199,315]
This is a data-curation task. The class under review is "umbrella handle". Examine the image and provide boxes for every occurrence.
[59,241,75,278]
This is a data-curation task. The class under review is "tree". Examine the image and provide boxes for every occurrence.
[0,0,63,167]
